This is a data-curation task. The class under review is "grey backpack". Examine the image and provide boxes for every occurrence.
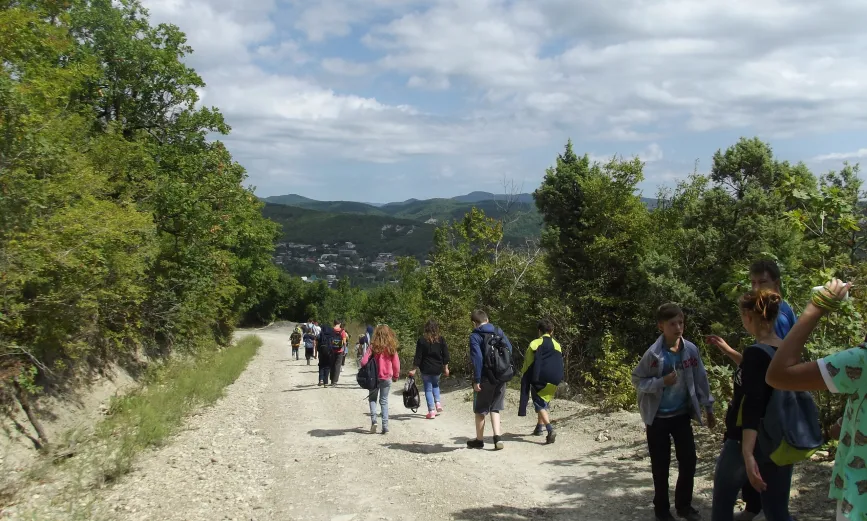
[754,344,823,466]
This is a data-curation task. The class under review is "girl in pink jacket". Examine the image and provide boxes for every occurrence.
[361,325,401,435]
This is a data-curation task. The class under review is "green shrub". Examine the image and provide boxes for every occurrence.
[586,331,638,411]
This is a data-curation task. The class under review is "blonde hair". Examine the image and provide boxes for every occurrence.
[739,289,782,323]
[371,325,398,356]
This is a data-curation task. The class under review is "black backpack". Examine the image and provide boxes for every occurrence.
[482,330,515,384]
[329,333,344,351]
[403,377,420,413]
[356,353,378,390]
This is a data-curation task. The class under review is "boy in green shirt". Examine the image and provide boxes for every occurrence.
[519,319,564,445]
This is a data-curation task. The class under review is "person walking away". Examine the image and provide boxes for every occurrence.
[317,331,332,386]
[321,320,347,386]
[467,309,514,451]
[290,326,303,361]
[357,325,373,366]
[765,278,859,521]
[632,303,715,521]
[341,321,351,367]
[710,260,798,521]
[360,325,401,435]
[709,290,795,521]
[519,318,564,445]
[408,319,451,419]
[303,326,316,366]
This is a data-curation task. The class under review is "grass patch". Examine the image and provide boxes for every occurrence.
[95,335,261,482]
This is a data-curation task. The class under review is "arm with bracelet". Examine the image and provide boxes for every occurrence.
[766,279,851,391]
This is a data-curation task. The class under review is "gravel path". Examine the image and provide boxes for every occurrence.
[2,327,839,520]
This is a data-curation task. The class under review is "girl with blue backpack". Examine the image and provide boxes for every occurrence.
[766,278,857,521]
[708,289,794,521]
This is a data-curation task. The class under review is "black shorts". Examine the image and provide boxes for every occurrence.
[473,381,506,415]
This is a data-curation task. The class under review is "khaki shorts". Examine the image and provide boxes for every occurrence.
[473,381,506,415]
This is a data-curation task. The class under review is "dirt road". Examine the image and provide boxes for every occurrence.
[9,327,837,520]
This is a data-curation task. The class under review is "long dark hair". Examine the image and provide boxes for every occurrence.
[424,319,441,343]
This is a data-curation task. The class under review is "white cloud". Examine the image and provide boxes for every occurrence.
[255,40,310,65]
[813,148,867,162]
[140,0,867,198]
[588,143,664,164]
[321,58,373,76]
[407,75,450,90]
[360,0,867,138]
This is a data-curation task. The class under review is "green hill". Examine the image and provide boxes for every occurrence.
[262,203,434,259]
[262,194,317,206]
[261,193,662,263]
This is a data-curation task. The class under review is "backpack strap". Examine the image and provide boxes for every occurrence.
[753,343,777,359]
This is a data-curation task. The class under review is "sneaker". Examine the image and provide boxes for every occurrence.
[676,507,702,521]
[734,512,759,521]
[466,439,484,449]
[494,440,504,451]
[369,424,377,434]
[532,425,544,436]
[655,512,677,521]
[436,402,443,413]
[381,428,389,435]
[546,431,556,445]
[426,411,436,420]
[318,381,324,386]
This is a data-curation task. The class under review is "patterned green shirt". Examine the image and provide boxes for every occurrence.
[819,347,867,520]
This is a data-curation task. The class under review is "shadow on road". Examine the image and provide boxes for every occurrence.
[498,433,544,445]
[382,442,461,454]
[281,384,323,392]
[385,414,418,422]
[307,427,365,437]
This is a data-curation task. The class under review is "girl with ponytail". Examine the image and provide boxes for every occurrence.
[707,289,794,521]
[766,278,855,521]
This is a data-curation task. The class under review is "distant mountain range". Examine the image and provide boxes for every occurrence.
[262,191,537,214]
[261,191,661,261]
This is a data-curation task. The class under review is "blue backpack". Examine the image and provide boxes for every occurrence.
[753,344,824,465]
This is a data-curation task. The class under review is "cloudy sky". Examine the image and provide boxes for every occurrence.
[141,0,867,203]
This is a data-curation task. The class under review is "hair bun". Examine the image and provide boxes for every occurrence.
[757,289,782,321]
[739,288,782,323]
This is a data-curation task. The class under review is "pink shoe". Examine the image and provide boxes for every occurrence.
[426,411,436,419]
[435,402,443,413]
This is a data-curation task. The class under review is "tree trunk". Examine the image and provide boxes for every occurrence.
[12,381,49,450]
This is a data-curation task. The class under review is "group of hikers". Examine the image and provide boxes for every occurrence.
[636,259,857,521]
[288,259,865,521]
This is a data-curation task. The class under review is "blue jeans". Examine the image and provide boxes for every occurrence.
[422,374,441,411]
[711,439,793,521]
[369,380,391,429]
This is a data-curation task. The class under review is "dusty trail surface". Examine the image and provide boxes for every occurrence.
[8,327,836,520]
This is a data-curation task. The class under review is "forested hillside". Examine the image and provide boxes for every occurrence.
[262,203,435,259]
[261,191,659,256]
[0,0,279,447]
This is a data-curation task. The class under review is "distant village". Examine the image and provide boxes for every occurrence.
[273,241,399,286]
